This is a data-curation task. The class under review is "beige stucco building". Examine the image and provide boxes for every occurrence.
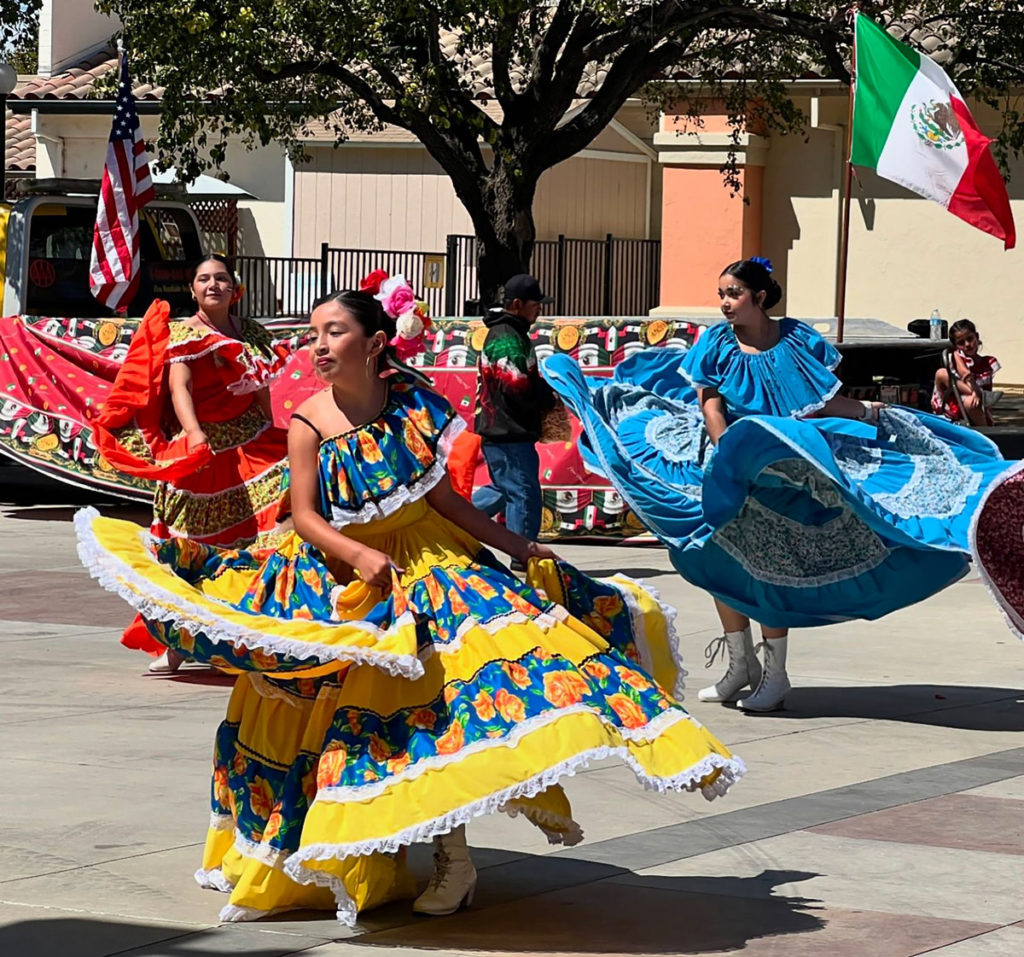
[291,108,659,257]
[5,2,1024,375]
[655,91,1024,377]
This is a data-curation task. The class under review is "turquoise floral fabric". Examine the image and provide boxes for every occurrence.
[680,319,842,420]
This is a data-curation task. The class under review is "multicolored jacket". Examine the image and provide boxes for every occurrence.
[474,309,556,443]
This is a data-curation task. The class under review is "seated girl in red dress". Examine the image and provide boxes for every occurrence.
[931,319,1001,426]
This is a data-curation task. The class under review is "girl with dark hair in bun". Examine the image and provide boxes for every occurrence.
[77,274,743,926]
[543,257,1007,712]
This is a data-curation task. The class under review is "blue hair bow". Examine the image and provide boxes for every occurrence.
[750,256,774,273]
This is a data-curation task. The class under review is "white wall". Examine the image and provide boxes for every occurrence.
[31,112,289,257]
[761,93,1024,380]
[38,0,118,75]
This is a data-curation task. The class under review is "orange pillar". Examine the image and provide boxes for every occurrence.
[651,108,768,316]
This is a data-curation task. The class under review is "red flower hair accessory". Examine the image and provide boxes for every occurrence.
[359,269,389,295]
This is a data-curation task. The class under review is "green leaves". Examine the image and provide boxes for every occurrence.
[1,0,41,69]
[92,1,1022,289]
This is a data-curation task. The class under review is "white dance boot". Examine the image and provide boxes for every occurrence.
[412,825,477,916]
[736,637,791,712]
[148,648,186,674]
[698,628,762,702]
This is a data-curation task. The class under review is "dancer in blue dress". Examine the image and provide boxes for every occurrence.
[543,258,1007,712]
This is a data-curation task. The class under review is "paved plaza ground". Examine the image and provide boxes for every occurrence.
[1,468,1023,957]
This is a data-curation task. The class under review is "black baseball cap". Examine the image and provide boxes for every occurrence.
[501,274,553,304]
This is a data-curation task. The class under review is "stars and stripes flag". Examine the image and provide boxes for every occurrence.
[89,52,156,312]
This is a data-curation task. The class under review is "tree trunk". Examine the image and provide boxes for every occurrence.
[471,163,539,310]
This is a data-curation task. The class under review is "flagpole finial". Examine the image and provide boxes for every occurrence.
[116,35,124,57]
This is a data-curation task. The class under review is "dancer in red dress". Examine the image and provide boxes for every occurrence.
[91,255,291,671]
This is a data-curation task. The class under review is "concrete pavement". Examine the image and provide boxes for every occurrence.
[1,473,1023,957]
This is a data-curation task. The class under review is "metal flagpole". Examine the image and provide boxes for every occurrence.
[835,10,858,344]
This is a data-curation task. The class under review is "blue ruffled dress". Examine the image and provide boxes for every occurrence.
[543,319,1009,628]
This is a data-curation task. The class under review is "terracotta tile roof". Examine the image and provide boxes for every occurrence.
[5,77,37,173]
[890,15,956,68]
[4,109,33,172]
[4,47,164,175]
[15,47,162,100]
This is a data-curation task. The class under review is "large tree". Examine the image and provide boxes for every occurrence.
[99,1,1023,300]
[1,1,40,72]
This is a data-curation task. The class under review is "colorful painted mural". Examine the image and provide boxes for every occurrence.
[0,312,702,537]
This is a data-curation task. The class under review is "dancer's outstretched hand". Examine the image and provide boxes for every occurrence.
[355,546,403,594]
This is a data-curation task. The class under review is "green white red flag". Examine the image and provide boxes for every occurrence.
[851,14,1015,250]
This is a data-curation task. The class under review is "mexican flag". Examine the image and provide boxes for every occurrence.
[851,14,1016,249]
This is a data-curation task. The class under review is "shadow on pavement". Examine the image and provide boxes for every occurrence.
[569,566,673,579]
[352,865,825,954]
[0,917,290,957]
[0,869,824,955]
[152,670,236,687]
[740,684,1024,730]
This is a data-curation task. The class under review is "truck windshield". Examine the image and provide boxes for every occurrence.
[25,204,203,317]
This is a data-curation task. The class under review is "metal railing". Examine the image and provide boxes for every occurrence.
[445,234,661,316]
[236,255,321,319]
[236,235,661,320]
[322,245,446,317]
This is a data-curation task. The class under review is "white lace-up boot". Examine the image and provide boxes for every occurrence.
[736,637,791,712]
[148,648,186,674]
[412,825,477,916]
[697,628,761,702]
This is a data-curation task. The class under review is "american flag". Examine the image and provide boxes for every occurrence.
[89,52,156,313]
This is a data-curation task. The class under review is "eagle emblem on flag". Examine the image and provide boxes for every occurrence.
[911,100,965,151]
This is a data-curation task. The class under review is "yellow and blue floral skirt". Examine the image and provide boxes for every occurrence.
[76,501,744,925]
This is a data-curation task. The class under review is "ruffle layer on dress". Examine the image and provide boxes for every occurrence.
[164,313,291,395]
[316,379,465,526]
[680,319,842,419]
[970,460,1024,640]
[543,345,1008,629]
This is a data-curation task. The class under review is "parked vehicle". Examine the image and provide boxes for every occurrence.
[1,180,203,318]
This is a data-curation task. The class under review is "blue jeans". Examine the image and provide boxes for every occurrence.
[472,441,542,540]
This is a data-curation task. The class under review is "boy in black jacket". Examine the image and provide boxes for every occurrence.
[472,275,557,564]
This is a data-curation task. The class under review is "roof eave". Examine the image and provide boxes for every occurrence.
[6,98,165,115]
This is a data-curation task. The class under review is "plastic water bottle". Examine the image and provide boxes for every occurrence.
[929,308,943,340]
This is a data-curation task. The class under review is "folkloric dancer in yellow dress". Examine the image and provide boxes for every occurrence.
[75,275,745,925]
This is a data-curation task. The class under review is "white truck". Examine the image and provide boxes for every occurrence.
[1,180,204,318]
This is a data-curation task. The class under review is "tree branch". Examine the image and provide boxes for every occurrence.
[533,0,580,91]
[540,39,691,171]
[491,11,520,112]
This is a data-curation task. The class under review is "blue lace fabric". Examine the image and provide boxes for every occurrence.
[543,328,1009,628]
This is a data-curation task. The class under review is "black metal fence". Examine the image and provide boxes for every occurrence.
[445,234,661,317]
[236,255,321,319]
[236,235,661,319]
[323,245,447,317]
